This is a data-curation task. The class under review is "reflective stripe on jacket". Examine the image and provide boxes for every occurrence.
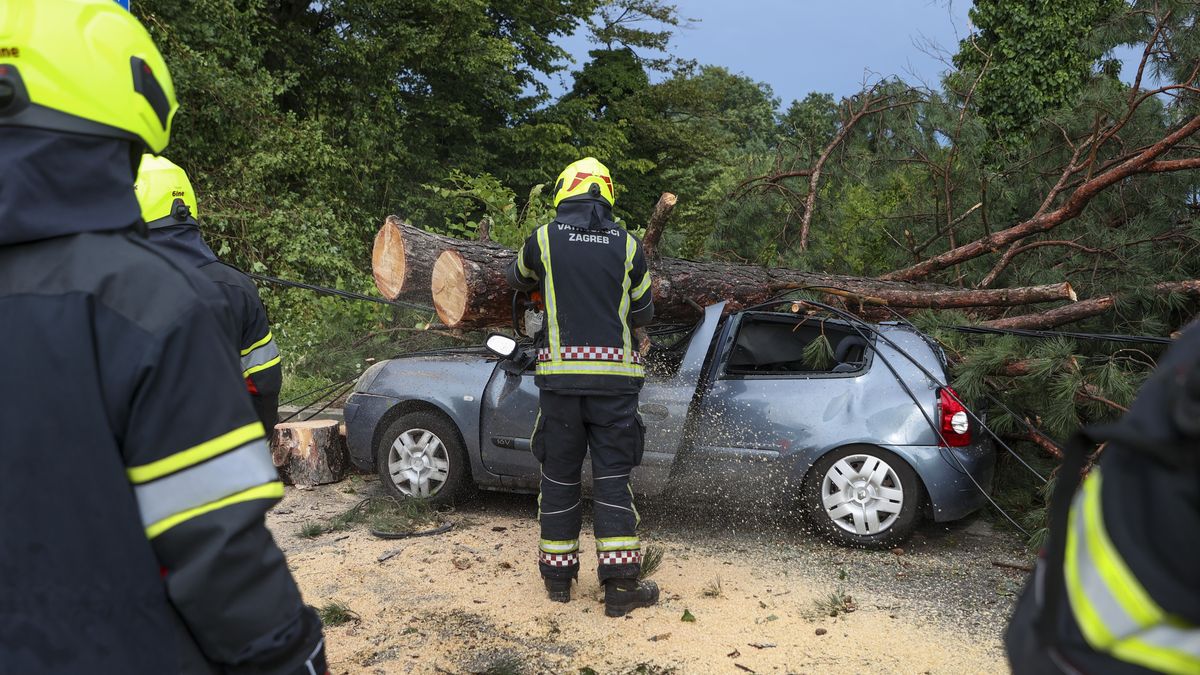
[1064,468,1200,674]
[508,206,653,394]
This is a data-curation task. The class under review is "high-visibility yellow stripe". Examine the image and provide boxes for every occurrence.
[537,362,645,377]
[629,484,641,528]
[517,249,537,280]
[1064,469,1200,674]
[538,226,560,361]
[1114,635,1200,675]
[596,536,640,551]
[127,422,265,484]
[529,409,542,452]
[243,355,282,378]
[540,539,579,553]
[631,273,652,301]
[620,234,635,366]
[1065,483,1114,646]
[240,331,274,356]
[145,481,283,539]
[1081,473,1161,627]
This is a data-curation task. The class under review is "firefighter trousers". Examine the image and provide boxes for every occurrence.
[532,390,645,583]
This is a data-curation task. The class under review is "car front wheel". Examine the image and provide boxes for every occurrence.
[802,446,921,549]
[376,411,469,505]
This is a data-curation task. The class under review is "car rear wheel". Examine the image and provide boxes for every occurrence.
[376,411,469,505]
[802,446,921,549]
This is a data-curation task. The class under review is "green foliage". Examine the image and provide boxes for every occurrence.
[955,0,1125,142]
[802,332,835,370]
[639,545,664,579]
[297,522,325,539]
[425,171,554,248]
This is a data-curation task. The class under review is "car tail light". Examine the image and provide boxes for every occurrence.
[938,387,971,447]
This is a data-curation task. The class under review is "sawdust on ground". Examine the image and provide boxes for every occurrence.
[269,478,1022,675]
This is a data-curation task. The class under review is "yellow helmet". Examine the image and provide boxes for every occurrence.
[135,153,198,228]
[0,0,177,153]
[552,157,615,207]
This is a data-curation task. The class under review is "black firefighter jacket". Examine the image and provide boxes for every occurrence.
[149,224,282,434]
[507,197,654,395]
[0,129,323,674]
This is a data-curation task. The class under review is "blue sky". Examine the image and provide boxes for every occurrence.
[547,1,1146,108]
[550,0,973,106]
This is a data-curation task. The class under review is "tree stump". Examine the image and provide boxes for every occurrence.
[271,419,347,486]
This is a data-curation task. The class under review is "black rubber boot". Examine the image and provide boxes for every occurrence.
[544,577,572,603]
[604,579,660,617]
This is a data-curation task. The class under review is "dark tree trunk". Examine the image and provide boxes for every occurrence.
[425,238,1080,329]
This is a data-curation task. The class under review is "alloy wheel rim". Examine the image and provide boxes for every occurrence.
[387,428,450,498]
[819,453,904,536]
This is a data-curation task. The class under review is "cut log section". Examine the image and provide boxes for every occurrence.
[271,419,347,487]
[372,216,450,303]
[427,236,1080,329]
[431,246,516,328]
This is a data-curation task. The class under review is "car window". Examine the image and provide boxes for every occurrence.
[725,315,871,376]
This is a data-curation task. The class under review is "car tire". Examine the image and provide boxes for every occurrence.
[376,411,470,505]
[801,445,922,549]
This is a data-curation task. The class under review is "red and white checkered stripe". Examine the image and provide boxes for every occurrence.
[538,346,642,364]
[597,550,643,566]
[540,552,579,568]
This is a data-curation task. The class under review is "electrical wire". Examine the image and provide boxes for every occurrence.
[304,380,358,422]
[248,272,434,312]
[948,324,1173,345]
[281,374,361,407]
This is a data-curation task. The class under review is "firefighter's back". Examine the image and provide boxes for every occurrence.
[0,230,228,671]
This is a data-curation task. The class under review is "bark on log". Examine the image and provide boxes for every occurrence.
[372,216,448,303]
[643,192,677,260]
[271,419,346,487]
[427,236,1080,329]
[431,246,516,328]
[981,279,1200,330]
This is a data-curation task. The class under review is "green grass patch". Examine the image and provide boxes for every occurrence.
[701,577,723,598]
[318,601,358,626]
[297,521,325,539]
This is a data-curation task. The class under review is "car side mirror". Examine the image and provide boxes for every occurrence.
[485,333,519,359]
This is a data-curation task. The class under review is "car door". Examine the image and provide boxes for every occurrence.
[477,303,726,495]
[685,312,880,476]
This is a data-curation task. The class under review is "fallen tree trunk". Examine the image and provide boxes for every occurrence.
[981,279,1200,330]
[425,237,1080,329]
[271,419,346,487]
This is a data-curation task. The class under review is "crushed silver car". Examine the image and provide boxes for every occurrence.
[344,303,995,549]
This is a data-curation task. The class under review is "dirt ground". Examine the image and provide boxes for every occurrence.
[268,476,1031,675]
